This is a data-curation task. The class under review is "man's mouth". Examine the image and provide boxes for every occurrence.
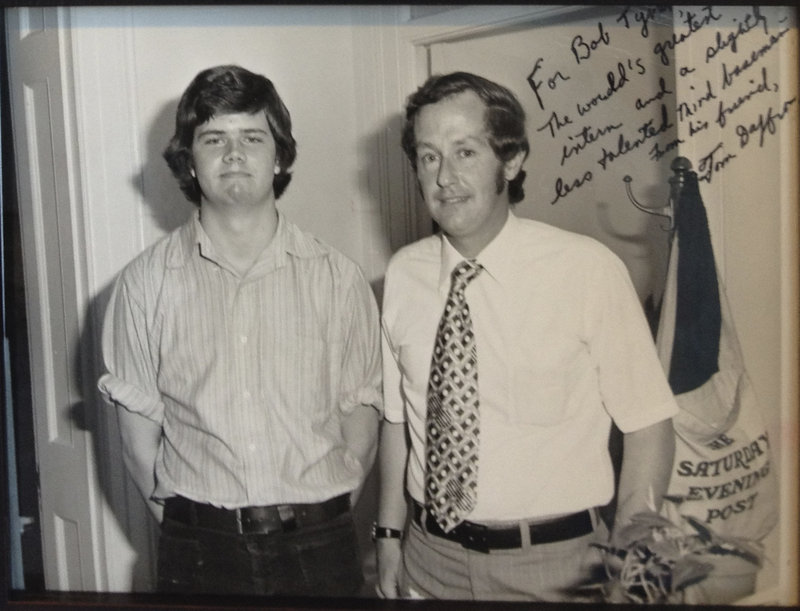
[438,194,469,205]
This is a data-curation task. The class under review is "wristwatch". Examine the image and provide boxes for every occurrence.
[371,522,403,541]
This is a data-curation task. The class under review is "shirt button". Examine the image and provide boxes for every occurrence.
[243,390,251,400]
[248,443,256,452]
[240,335,248,344]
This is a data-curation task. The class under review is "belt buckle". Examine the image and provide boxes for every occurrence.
[460,522,490,554]
[239,505,286,535]
[277,504,298,531]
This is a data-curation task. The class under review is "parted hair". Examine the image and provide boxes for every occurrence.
[163,65,297,205]
[401,71,529,204]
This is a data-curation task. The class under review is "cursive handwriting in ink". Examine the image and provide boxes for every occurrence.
[527,57,571,112]
[576,59,643,117]
[597,103,674,170]
[735,97,797,149]
[571,22,610,64]
[560,122,623,166]
[649,137,684,162]
[536,111,573,139]
[653,5,723,66]
[635,76,673,110]
[697,142,737,183]
[689,118,709,136]
[550,171,593,205]
[676,80,717,122]
[721,26,791,90]
[716,66,775,128]
[616,5,671,39]
[706,6,770,63]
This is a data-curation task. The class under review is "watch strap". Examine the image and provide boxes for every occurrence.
[371,523,403,541]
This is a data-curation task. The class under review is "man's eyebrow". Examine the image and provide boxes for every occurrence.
[196,128,223,137]
[416,135,484,149]
[195,127,270,137]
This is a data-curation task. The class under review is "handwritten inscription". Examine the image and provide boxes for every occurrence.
[576,59,646,117]
[571,21,611,64]
[721,24,792,90]
[653,6,723,66]
[736,97,798,149]
[561,122,623,166]
[616,5,672,39]
[525,5,796,203]
[527,57,572,111]
[696,142,736,183]
[705,5,769,62]
[598,104,674,170]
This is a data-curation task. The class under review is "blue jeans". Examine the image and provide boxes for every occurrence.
[157,510,363,596]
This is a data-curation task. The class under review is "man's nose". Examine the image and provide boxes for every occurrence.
[436,157,456,187]
[223,141,245,163]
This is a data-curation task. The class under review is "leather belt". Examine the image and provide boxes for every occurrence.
[413,501,593,553]
[164,494,350,535]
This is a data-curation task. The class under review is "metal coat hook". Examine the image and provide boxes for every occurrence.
[623,157,693,232]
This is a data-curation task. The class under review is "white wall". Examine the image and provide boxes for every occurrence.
[77,5,393,282]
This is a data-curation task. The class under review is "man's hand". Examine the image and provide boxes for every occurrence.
[376,420,409,598]
[375,538,403,598]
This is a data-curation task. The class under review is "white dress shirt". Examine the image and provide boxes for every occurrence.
[381,212,677,521]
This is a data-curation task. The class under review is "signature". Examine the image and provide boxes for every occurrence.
[696,142,737,183]
[735,97,797,149]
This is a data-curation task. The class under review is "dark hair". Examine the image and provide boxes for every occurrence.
[163,65,297,205]
[401,71,529,204]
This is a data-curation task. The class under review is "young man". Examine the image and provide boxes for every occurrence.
[99,65,381,596]
[376,72,677,601]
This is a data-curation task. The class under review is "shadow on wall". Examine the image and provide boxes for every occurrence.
[71,280,159,591]
[356,108,417,265]
[65,98,193,592]
[596,176,673,305]
[132,98,195,236]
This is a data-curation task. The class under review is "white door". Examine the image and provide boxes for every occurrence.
[5,7,105,591]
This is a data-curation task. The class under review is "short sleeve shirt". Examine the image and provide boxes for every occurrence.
[381,213,677,521]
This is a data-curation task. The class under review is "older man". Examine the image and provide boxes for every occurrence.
[375,72,677,601]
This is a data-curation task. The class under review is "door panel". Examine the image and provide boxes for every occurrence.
[6,7,102,591]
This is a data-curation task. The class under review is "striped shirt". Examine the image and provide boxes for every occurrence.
[99,211,382,507]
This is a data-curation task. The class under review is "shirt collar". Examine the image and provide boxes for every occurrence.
[167,209,324,270]
[437,211,520,290]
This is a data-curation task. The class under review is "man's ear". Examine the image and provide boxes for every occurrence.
[503,150,526,181]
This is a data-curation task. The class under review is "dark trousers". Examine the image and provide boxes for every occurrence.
[157,508,364,597]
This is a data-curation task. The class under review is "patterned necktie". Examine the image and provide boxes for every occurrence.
[425,259,483,532]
